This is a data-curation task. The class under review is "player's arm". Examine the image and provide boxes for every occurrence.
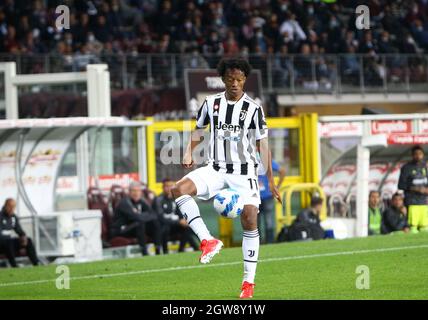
[257,139,282,204]
[254,106,282,204]
[183,127,206,169]
[277,166,286,189]
[183,99,209,169]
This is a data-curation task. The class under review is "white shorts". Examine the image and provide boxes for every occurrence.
[184,165,261,208]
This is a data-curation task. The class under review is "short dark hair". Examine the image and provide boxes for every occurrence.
[2,198,15,211]
[311,197,323,207]
[216,58,252,78]
[369,190,380,197]
[162,177,173,184]
[392,192,403,200]
[411,145,424,155]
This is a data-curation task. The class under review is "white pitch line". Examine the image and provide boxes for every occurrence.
[1,243,427,288]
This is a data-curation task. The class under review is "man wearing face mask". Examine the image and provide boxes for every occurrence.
[0,198,39,268]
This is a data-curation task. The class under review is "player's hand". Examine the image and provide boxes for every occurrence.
[270,185,282,205]
[182,152,194,169]
[179,219,188,227]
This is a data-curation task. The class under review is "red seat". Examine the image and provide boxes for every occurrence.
[110,184,126,210]
[141,183,156,206]
[109,236,138,247]
[87,186,112,245]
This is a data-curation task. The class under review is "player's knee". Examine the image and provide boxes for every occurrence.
[241,207,258,230]
[171,184,184,199]
[171,180,195,199]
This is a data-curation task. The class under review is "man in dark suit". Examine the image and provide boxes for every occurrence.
[153,178,199,254]
[0,198,39,267]
[111,182,162,256]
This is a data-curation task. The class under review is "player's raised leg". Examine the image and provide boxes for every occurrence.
[171,177,223,264]
[239,204,260,299]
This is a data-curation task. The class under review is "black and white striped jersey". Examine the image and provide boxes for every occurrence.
[196,91,268,175]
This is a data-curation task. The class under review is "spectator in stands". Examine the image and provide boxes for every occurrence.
[2,0,428,99]
[111,182,163,256]
[153,178,199,254]
[381,192,410,234]
[398,145,428,233]
[378,31,397,54]
[411,19,428,50]
[258,158,286,244]
[279,12,306,43]
[341,45,360,85]
[0,198,39,267]
[1,0,428,57]
[368,190,382,235]
[272,44,293,86]
[181,46,209,70]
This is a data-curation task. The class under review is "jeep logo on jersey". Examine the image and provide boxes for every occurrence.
[240,110,247,121]
[215,121,242,133]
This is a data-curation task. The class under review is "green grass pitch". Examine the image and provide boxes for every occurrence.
[1,232,427,300]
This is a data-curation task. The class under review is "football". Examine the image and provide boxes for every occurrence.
[213,188,244,219]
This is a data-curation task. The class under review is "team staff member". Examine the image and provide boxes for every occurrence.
[111,182,163,256]
[0,198,39,267]
[153,178,199,253]
[368,191,382,235]
[398,146,428,233]
[381,192,410,234]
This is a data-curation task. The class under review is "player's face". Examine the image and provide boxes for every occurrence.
[223,69,246,99]
[413,149,424,162]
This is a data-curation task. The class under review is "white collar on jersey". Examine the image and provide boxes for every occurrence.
[224,91,246,105]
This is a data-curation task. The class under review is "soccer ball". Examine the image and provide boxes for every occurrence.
[213,188,244,219]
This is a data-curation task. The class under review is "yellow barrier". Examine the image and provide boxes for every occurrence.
[276,183,327,232]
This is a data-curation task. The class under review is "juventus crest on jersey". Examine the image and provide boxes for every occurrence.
[196,91,268,175]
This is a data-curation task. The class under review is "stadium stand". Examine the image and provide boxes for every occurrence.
[0,1,425,121]
[0,0,427,100]
[1,0,427,55]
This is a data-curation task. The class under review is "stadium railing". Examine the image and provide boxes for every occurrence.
[0,53,427,95]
